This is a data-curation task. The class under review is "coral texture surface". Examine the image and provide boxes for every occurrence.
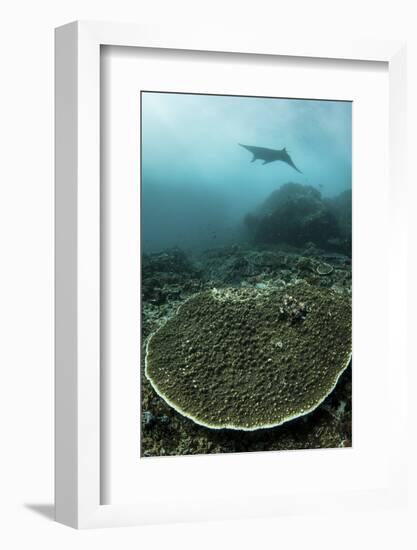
[145,282,351,430]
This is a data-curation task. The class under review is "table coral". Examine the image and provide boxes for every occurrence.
[145,282,351,430]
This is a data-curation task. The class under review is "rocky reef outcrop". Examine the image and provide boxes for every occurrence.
[325,189,352,254]
[244,183,351,255]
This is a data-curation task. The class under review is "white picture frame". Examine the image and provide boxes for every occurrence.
[55,21,407,529]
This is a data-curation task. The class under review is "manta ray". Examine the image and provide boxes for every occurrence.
[239,143,302,173]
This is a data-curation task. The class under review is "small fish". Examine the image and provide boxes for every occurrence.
[239,143,302,173]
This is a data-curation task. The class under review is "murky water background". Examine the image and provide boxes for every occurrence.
[141,92,351,252]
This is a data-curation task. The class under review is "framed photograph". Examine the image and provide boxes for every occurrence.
[55,21,407,528]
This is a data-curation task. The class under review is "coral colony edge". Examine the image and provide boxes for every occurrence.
[140,91,352,457]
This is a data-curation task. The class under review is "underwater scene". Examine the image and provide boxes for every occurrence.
[141,91,352,457]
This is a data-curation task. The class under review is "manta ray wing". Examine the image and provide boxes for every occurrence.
[238,143,271,158]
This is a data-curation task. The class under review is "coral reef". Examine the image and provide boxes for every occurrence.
[142,247,203,304]
[325,189,352,255]
[141,365,352,456]
[145,282,351,430]
[199,245,350,291]
[141,244,352,456]
[243,183,351,256]
[315,262,334,276]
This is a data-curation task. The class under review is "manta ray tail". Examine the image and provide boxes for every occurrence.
[284,153,303,173]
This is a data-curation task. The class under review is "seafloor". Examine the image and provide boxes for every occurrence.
[141,243,352,457]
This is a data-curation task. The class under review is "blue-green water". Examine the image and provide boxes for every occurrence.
[141,92,352,253]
